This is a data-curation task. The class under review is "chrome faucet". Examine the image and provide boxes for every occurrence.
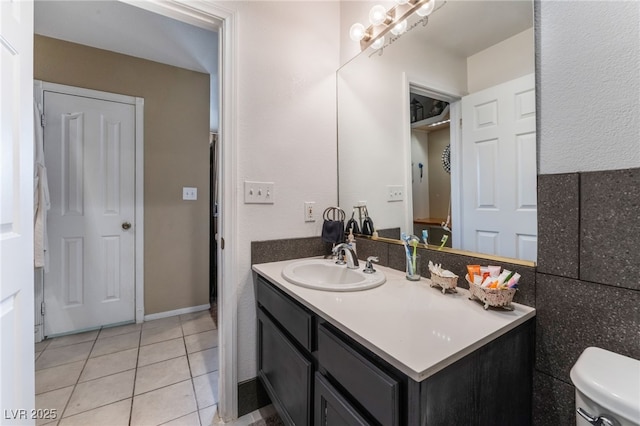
[332,243,359,269]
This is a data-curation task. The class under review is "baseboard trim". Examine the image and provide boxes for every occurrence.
[238,377,271,418]
[143,304,210,321]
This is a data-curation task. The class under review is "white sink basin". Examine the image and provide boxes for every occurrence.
[281,259,386,291]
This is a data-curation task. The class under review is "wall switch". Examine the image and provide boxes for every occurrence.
[304,202,316,222]
[387,185,404,202]
[244,181,275,204]
[183,187,198,201]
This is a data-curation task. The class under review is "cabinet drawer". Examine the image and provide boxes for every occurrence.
[256,276,313,351]
[318,324,400,426]
[258,309,312,426]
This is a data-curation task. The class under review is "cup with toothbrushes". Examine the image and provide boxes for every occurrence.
[465,264,520,310]
[402,233,421,281]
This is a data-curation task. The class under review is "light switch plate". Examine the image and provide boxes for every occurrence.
[244,181,275,204]
[183,187,197,201]
[387,185,404,202]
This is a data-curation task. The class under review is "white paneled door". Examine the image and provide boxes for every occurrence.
[1,0,35,422]
[44,91,136,336]
[461,74,537,262]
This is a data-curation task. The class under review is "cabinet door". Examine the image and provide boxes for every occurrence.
[258,309,312,426]
[315,373,371,426]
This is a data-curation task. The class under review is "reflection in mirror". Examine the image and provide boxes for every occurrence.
[337,0,537,262]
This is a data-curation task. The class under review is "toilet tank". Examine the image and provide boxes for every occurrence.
[570,347,640,426]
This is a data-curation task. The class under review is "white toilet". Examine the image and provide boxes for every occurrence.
[570,347,640,426]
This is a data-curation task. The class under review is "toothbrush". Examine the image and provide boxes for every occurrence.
[401,233,413,275]
[421,230,428,246]
[438,234,448,250]
[411,238,418,273]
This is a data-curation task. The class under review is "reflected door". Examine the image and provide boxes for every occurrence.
[44,91,135,335]
[461,74,537,261]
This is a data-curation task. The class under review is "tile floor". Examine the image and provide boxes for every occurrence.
[34,310,220,426]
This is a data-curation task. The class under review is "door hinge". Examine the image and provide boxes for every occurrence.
[41,302,45,316]
[459,118,462,128]
[40,113,46,127]
[220,237,225,250]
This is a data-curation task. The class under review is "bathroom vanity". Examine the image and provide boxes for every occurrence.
[253,258,536,426]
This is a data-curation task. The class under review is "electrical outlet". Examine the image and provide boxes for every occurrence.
[387,185,404,202]
[183,187,198,201]
[304,202,315,222]
[244,181,275,204]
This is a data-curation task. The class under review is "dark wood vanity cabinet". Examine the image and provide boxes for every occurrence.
[256,274,534,426]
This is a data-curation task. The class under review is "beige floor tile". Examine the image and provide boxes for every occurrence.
[199,404,217,426]
[140,324,183,346]
[193,371,219,409]
[35,340,51,353]
[179,310,211,322]
[64,370,135,417]
[142,315,181,330]
[35,351,42,361]
[188,347,219,377]
[161,411,201,426]
[47,331,99,349]
[79,348,138,382]
[90,330,140,358]
[185,330,218,354]
[58,399,131,426]
[98,322,142,339]
[138,337,186,367]
[35,342,93,371]
[135,355,191,395]
[36,360,85,395]
[181,315,215,336]
[131,380,197,426]
[35,386,74,426]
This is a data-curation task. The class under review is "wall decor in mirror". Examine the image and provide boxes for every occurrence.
[338,0,537,263]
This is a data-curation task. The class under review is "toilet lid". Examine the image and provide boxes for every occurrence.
[570,347,640,423]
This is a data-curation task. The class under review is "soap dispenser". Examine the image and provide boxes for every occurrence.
[347,228,357,255]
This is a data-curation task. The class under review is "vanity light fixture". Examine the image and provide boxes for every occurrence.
[350,0,437,51]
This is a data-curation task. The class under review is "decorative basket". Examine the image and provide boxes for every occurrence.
[430,273,458,294]
[465,275,516,310]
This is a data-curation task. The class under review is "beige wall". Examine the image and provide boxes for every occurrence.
[467,28,534,94]
[35,35,210,315]
[427,127,451,219]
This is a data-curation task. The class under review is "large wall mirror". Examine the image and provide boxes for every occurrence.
[337,0,537,262]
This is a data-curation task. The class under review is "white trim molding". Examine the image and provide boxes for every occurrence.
[143,303,210,322]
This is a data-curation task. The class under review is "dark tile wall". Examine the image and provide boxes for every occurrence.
[535,167,640,426]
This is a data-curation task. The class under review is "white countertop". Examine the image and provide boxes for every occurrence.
[252,257,536,383]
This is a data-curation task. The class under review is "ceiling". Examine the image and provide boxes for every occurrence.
[412,0,533,58]
[34,0,218,75]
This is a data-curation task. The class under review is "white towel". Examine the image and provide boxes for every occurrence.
[34,102,50,270]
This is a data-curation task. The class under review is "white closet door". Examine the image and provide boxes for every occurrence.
[44,91,136,336]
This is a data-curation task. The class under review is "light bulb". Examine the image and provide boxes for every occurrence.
[416,0,435,17]
[349,23,366,41]
[369,5,388,26]
[371,36,385,50]
[390,20,408,35]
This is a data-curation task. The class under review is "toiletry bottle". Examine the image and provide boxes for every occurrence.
[347,228,357,255]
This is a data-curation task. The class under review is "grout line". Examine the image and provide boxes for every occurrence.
[57,327,101,420]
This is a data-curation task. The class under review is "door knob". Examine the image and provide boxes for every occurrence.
[122,222,132,230]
